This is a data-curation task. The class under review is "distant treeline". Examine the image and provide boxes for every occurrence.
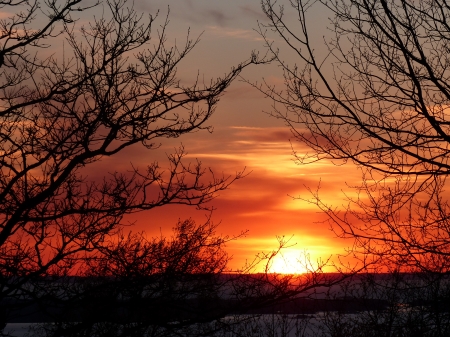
[4,273,450,323]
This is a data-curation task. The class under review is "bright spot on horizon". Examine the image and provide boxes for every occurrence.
[267,249,310,274]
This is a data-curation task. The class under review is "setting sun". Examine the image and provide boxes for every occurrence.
[268,249,310,274]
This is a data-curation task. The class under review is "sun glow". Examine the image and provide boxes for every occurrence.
[268,250,310,274]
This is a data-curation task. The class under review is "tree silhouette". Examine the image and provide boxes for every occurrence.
[259,0,450,273]
[26,217,239,336]
[0,1,362,335]
[0,0,260,330]
[256,1,450,335]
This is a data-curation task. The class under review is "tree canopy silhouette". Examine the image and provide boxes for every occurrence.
[0,0,260,329]
[0,1,367,335]
[0,1,340,336]
[259,0,450,273]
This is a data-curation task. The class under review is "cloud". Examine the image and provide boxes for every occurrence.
[206,9,230,26]
[175,8,231,27]
[230,126,292,143]
[207,26,263,41]
[94,124,362,271]
[240,5,267,21]
[0,11,12,19]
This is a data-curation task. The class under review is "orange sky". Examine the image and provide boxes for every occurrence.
[3,0,446,278]
[101,115,362,273]
[36,0,362,273]
[83,102,364,272]
[70,0,364,274]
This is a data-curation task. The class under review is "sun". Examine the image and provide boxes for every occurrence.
[268,250,309,274]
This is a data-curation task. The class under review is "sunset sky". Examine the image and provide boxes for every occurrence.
[77,0,359,273]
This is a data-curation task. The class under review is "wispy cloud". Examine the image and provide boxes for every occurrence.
[118,124,360,271]
[240,5,267,21]
[206,9,230,26]
[207,26,263,41]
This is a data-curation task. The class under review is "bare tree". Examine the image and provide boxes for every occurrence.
[0,1,340,335]
[0,1,361,334]
[258,0,450,274]
[27,217,236,337]
[0,0,262,328]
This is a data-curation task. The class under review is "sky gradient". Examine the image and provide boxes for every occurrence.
[76,0,361,273]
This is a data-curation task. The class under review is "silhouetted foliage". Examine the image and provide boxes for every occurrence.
[0,0,263,333]
[257,0,450,335]
[259,0,450,273]
[0,1,345,336]
[23,218,237,336]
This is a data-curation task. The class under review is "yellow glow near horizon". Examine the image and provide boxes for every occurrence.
[267,249,310,274]
[225,235,342,274]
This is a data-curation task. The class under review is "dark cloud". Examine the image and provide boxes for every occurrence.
[206,9,230,26]
[252,129,292,143]
[240,5,267,21]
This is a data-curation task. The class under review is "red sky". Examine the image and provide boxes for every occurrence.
[69,0,361,273]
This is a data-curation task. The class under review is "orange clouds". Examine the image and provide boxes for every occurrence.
[114,124,361,272]
[83,117,362,273]
[57,0,364,273]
